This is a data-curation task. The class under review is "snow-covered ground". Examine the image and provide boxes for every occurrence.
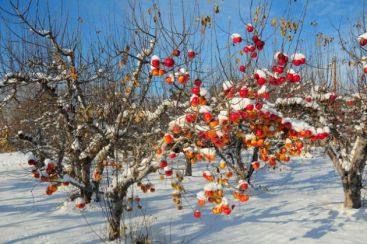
[0,151,366,243]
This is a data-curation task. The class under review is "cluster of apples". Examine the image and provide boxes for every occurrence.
[151,49,196,84]
[193,161,243,218]
[183,148,203,165]
[232,23,265,61]
[27,157,71,197]
[197,183,235,216]
[137,182,156,193]
[158,159,173,177]
[125,196,142,211]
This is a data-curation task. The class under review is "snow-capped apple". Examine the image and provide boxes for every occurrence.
[75,197,86,209]
[247,23,254,32]
[239,87,249,97]
[151,55,160,68]
[231,33,242,44]
[358,33,367,46]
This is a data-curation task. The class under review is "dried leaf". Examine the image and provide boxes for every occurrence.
[271,18,277,27]
[71,66,77,81]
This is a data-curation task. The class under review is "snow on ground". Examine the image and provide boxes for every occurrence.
[0,151,366,243]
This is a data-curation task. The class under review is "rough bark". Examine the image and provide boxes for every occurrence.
[342,170,362,208]
[81,159,92,203]
[108,194,124,241]
[326,136,367,209]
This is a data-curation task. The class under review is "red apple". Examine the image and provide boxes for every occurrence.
[194,210,201,218]
[239,87,249,98]
[203,112,212,122]
[247,24,254,32]
[246,104,254,111]
[293,59,301,66]
[239,65,246,72]
[163,58,175,67]
[151,59,160,68]
[185,114,197,123]
[159,160,168,168]
[192,86,200,95]
[255,103,263,110]
[172,49,180,56]
[360,38,367,46]
[257,78,266,86]
[194,79,202,86]
[191,96,199,107]
[239,182,248,190]
[229,112,240,122]
[188,50,196,59]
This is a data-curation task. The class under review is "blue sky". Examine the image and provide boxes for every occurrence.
[0,0,364,45]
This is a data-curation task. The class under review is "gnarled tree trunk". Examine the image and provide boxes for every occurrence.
[341,170,362,208]
[108,196,124,241]
[326,135,367,209]
[81,158,93,203]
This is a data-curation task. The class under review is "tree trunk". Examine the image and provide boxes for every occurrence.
[108,199,123,241]
[326,135,367,209]
[81,160,92,203]
[342,170,362,208]
[185,158,192,176]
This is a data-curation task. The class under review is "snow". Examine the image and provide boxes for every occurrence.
[1,151,367,243]
[358,33,367,42]
[230,97,254,111]
[223,80,233,91]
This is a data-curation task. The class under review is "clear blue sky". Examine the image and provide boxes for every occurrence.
[0,0,364,45]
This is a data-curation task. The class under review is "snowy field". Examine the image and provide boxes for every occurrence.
[0,151,366,243]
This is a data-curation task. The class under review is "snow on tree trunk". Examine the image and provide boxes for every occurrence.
[327,135,367,209]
